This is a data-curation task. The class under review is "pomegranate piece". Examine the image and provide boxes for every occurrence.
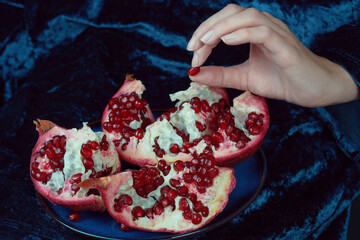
[79,155,236,234]
[102,77,269,167]
[30,119,121,212]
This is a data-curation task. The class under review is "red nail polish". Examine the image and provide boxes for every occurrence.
[188,67,200,76]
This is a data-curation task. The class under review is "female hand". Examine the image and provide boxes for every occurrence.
[187,4,359,107]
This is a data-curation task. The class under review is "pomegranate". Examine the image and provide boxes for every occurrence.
[102,76,269,167]
[79,154,236,233]
[30,119,121,211]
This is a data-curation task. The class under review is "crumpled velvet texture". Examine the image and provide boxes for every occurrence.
[0,0,359,239]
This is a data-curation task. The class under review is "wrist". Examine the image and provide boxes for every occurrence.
[330,61,360,104]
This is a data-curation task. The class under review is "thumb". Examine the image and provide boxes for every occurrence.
[188,64,249,90]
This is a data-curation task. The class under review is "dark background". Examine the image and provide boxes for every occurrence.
[1,0,360,239]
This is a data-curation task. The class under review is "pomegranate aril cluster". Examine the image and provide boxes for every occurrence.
[102,92,150,142]
[246,112,264,135]
[121,157,218,224]
[30,135,66,183]
[131,164,166,198]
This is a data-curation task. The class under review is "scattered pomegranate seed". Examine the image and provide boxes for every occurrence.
[187,67,200,76]
[68,211,81,222]
[118,222,133,232]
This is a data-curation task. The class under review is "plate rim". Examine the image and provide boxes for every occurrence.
[35,149,267,240]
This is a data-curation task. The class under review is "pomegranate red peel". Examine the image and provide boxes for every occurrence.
[30,119,121,212]
[79,160,236,233]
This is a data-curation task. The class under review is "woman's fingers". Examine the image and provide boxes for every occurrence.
[221,25,285,54]
[188,64,249,90]
[187,4,245,51]
[191,40,221,67]
[198,8,286,46]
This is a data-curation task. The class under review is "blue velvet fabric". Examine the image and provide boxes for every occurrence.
[0,0,359,239]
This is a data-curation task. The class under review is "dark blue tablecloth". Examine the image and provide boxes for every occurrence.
[1,0,359,239]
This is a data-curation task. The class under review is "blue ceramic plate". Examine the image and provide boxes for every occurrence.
[36,119,267,239]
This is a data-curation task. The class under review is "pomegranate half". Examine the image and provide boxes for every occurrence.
[102,76,269,167]
[79,154,236,233]
[30,119,121,211]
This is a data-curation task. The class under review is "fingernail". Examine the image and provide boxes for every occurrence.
[187,37,197,51]
[191,53,199,67]
[188,67,201,76]
[221,33,236,42]
[200,30,215,43]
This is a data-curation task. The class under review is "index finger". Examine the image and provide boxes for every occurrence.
[187,4,245,51]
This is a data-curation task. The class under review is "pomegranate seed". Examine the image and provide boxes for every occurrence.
[133,179,144,189]
[203,176,213,187]
[134,99,144,109]
[183,209,193,220]
[148,167,160,176]
[170,179,181,188]
[203,135,212,145]
[188,193,197,203]
[143,174,153,184]
[225,125,235,136]
[197,167,207,176]
[195,121,206,132]
[179,198,190,211]
[212,132,224,144]
[163,165,171,176]
[53,136,62,148]
[218,116,230,129]
[183,173,193,183]
[229,129,241,142]
[197,183,207,193]
[81,144,93,158]
[114,202,123,212]
[157,160,167,171]
[136,187,147,198]
[187,67,200,76]
[145,183,156,193]
[145,208,154,219]
[45,148,55,160]
[54,148,65,159]
[219,98,227,109]
[174,160,185,172]
[160,197,171,207]
[49,158,60,169]
[183,142,193,149]
[248,112,258,119]
[169,143,180,154]
[193,201,203,212]
[32,170,49,183]
[191,102,202,113]
[204,158,216,169]
[211,103,220,114]
[70,173,82,184]
[177,186,188,196]
[121,143,128,151]
[68,212,81,222]
[235,140,246,149]
[248,125,261,135]
[255,119,263,128]
[88,141,100,150]
[132,206,146,219]
[118,194,133,206]
[118,222,133,232]
[83,158,94,169]
[245,118,255,128]
[154,176,165,187]
[191,213,202,224]
[134,128,144,139]
[169,107,177,113]
[208,168,219,179]
[168,189,178,200]
[153,203,164,215]
[201,99,211,112]
[161,185,171,196]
